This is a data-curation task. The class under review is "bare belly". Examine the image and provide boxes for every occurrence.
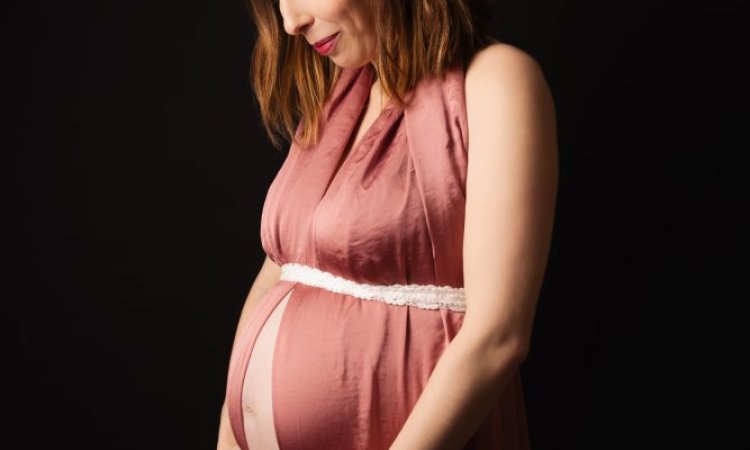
[241,289,293,450]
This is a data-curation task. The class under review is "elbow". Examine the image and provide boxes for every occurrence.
[484,334,530,373]
[504,335,530,365]
[457,315,531,372]
[512,338,530,364]
[462,328,529,374]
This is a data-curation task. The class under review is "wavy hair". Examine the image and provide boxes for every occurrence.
[246,0,498,151]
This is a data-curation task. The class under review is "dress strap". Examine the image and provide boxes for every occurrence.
[403,64,470,287]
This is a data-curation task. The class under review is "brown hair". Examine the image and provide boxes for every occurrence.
[246,0,498,151]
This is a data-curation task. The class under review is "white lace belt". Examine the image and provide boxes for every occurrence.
[279,263,466,312]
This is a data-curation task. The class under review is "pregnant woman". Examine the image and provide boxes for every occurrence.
[217,1,558,449]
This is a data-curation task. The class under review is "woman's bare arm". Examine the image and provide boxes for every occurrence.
[389,44,557,450]
[217,255,281,450]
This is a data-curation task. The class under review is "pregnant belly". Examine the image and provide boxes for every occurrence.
[241,288,293,450]
[235,283,468,450]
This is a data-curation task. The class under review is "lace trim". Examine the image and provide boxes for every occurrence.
[279,263,466,312]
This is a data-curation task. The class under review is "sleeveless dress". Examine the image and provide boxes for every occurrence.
[225,62,531,450]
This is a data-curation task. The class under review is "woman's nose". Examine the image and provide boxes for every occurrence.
[279,1,313,36]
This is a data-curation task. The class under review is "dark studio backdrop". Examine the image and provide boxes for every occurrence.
[4,1,747,449]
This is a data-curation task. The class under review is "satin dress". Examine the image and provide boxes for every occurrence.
[224,62,531,450]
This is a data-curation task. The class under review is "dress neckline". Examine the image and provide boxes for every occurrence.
[318,64,401,202]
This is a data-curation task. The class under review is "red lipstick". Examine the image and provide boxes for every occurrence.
[313,32,340,55]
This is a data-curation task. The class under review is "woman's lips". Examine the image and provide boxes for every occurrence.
[313,32,340,55]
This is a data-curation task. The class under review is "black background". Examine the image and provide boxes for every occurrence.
[4,1,747,449]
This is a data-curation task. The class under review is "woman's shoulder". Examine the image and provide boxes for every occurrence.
[463,42,546,102]
[461,40,556,158]
[406,42,541,116]
[465,42,541,77]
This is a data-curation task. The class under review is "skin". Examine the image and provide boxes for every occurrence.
[218,1,558,449]
[280,0,379,70]
[281,0,390,188]
[217,256,280,450]
[388,44,558,449]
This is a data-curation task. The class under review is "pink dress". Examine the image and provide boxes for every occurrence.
[225,62,531,450]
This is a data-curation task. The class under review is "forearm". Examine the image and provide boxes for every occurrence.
[388,330,527,450]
